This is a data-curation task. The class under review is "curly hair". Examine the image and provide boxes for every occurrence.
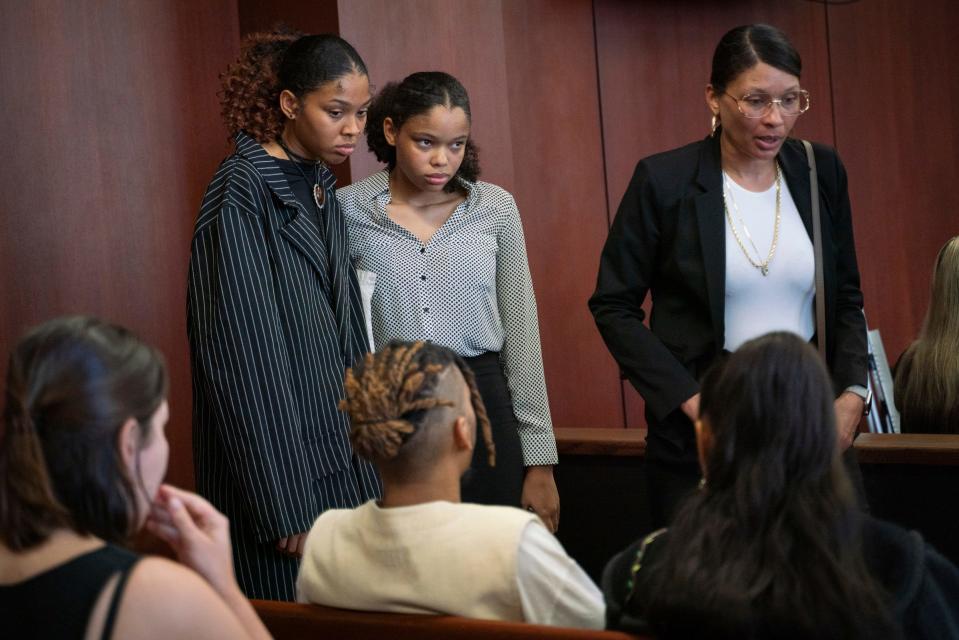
[340,341,494,470]
[219,28,368,143]
[366,71,480,192]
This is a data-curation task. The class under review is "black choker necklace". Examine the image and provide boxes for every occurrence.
[278,140,326,208]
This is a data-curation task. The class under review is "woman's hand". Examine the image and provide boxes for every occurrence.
[276,532,308,557]
[146,484,237,596]
[522,465,560,533]
[681,393,701,422]
[834,391,865,450]
[147,484,274,640]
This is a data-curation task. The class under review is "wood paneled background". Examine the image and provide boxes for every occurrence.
[0,0,240,489]
[1,0,956,489]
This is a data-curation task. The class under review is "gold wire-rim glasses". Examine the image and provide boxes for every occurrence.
[724,89,811,118]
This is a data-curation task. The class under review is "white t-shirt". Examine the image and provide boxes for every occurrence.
[723,172,815,351]
[515,518,606,628]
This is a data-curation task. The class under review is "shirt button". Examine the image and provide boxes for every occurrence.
[420,247,426,254]
[420,275,427,281]
[423,307,429,313]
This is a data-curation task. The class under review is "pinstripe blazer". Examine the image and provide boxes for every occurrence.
[187,131,379,545]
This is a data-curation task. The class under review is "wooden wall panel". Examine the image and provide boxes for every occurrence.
[593,1,834,427]
[4,0,954,483]
[499,1,623,428]
[238,0,339,37]
[827,0,959,362]
[337,0,625,428]
[0,1,240,489]
[337,0,517,193]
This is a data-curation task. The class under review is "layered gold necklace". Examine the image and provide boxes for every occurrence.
[722,164,781,277]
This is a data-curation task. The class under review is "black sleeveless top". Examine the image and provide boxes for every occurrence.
[0,544,140,639]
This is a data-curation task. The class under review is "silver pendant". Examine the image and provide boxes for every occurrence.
[313,183,325,207]
[760,265,769,276]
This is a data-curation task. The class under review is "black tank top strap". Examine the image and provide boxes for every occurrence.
[0,542,140,639]
[100,551,141,640]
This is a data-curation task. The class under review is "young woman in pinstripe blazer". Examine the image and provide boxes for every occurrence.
[187,29,380,601]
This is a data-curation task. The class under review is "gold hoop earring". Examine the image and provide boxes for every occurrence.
[710,114,720,137]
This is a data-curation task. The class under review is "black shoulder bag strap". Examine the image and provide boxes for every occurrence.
[802,139,827,363]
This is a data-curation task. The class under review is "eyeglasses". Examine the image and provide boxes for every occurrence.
[724,89,810,118]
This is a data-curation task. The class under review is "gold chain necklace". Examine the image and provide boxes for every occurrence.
[722,164,781,277]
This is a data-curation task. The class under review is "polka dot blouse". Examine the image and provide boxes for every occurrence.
[338,170,558,467]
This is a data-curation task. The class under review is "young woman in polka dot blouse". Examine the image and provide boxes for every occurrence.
[337,71,560,531]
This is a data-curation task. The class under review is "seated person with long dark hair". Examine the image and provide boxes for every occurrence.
[603,332,959,639]
[296,341,603,628]
[0,316,270,639]
[895,235,959,434]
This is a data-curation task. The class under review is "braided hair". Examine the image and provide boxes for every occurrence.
[341,341,494,469]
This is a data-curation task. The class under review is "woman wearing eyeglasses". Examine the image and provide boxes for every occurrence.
[589,24,869,527]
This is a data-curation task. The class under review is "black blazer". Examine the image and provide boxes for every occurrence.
[589,134,867,429]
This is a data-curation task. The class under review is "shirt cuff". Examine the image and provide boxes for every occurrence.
[844,385,868,400]
[519,429,559,467]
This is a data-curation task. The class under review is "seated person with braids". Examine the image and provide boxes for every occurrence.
[296,341,604,629]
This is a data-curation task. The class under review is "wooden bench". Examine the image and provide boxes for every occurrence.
[250,600,645,640]
[553,429,959,578]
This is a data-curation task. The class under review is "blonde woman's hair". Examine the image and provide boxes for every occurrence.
[894,236,959,433]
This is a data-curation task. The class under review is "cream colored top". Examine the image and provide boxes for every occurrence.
[296,500,604,629]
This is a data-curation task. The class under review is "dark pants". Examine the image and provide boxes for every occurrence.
[460,351,525,507]
[646,458,702,528]
[644,405,701,528]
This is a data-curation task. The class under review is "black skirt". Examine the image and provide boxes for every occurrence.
[460,351,525,507]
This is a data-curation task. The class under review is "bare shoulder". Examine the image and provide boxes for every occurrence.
[108,557,249,639]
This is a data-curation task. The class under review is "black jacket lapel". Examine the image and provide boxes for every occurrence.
[694,135,726,344]
[234,132,333,289]
[278,211,333,292]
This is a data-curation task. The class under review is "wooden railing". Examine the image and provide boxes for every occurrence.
[853,432,959,464]
[553,428,959,571]
[555,428,959,464]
